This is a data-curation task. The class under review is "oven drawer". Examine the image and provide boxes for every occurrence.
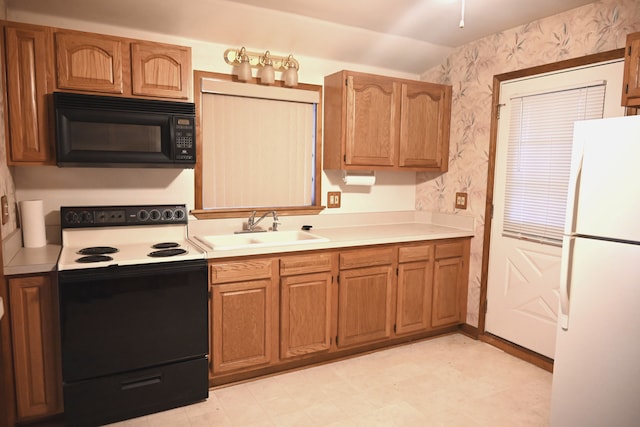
[63,357,208,426]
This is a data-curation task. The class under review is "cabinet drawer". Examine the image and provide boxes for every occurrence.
[280,252,333,276]
[398,244,433,263]
[435,242,464,260]
[209,259,275,284]
[340,247,394,269]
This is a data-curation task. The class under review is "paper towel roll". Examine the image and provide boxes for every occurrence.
[343,171,376,186]
[20,200,46,248]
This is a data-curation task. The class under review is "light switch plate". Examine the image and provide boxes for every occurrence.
[1,195,8,225]
[327,191,341,208]
[455,192,468,210]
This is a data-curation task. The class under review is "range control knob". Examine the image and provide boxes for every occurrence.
[64,211,79,224]
[162,209,174,220]
[149,209,161,221]
[137,209,150,221]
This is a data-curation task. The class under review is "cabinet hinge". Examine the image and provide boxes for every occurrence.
[343,154,346,162]
[626,83,629,94]
[629,45,633,56]
[345,78,349,87]
[208,289,212,299]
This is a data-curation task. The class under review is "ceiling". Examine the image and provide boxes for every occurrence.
[7,0,598,74]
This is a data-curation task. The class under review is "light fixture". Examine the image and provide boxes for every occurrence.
[259,51,275,85]
[282,55,298,88]
[459,0,466,28]
[224,47,300,86]
[235,47,252,82]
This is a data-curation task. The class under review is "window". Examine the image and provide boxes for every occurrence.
[192,71,323,219]
[502,82,606,245]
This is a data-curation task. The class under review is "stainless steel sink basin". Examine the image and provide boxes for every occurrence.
[195,230,329,251]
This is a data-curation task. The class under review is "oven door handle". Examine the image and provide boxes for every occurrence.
[58,258,206,282]
[121,373,163,391]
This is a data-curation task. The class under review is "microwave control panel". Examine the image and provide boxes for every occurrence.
[174,116,195,161]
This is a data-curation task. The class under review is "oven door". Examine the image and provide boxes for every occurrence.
[58,259,208,383]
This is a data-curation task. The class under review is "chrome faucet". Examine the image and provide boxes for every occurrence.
[247,210,280,231]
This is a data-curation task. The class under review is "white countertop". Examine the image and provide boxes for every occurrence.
[4,244,61,276]
[2,211,475,274]
[198,221,474,259]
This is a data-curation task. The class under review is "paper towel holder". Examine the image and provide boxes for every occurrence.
[342,170,376,186]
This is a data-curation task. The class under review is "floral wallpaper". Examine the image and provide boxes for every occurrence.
[418,0,640,327]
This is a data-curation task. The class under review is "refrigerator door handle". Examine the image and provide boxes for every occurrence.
[563,146,584,235]
[559,235,575,330]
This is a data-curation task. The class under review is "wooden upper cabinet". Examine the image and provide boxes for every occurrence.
[53,29,191,99]
[55,31,125,94]
[399,82,451,171]
[131,41,190,99]
[323,70,451,172]
[622,32,640,107]
[345,74,398,167]
[3,23,55,164]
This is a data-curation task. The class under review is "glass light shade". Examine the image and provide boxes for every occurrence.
[237,60,252,82]
[260,64,275,85]
[283,67,298,87]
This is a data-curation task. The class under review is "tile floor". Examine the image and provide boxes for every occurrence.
[108,334,552,427]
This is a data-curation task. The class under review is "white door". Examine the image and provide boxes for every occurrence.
[485,60,624,359]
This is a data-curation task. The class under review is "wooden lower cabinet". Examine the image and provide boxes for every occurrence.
[432,240,470,327]
[8,274,62,421]
[209,238,470,384]
[279,253,333,360]
[209,258,278,376]
[395,244,434,335]
[336,247,395,348]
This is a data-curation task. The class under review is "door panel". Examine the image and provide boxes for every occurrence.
[486,59,624,358]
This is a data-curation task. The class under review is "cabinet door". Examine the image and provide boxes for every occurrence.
[4,24,54,164]
[345,74,399,167]
[280,272,332,359]
[432,241,468,327]
[337,265,394,348]
[399,82,451,171]
[9,275,62,420]
[131,41,191,99]
[396,259,433,335]
[211,279,276,373]
[432,257,463,326]
[55,31,125,94]
[622,32,640,107]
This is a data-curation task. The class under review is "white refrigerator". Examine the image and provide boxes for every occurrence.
[550,115,640,426]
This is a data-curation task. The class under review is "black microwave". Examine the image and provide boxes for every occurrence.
[54,92,196,168]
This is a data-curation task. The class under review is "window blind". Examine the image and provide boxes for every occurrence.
[503,82,606,245]
[202,93,316,208]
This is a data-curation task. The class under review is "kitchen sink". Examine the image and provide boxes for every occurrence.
[195,230,329,251]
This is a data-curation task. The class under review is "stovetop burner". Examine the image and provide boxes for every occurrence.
[76,255,114,263]
[77,246,119,255]
[148,248,188,257]
[152,242,180,249]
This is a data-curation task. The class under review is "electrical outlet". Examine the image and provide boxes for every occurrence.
[1,195,9,225]
[455,192,468,210]
[327,191,341,208]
